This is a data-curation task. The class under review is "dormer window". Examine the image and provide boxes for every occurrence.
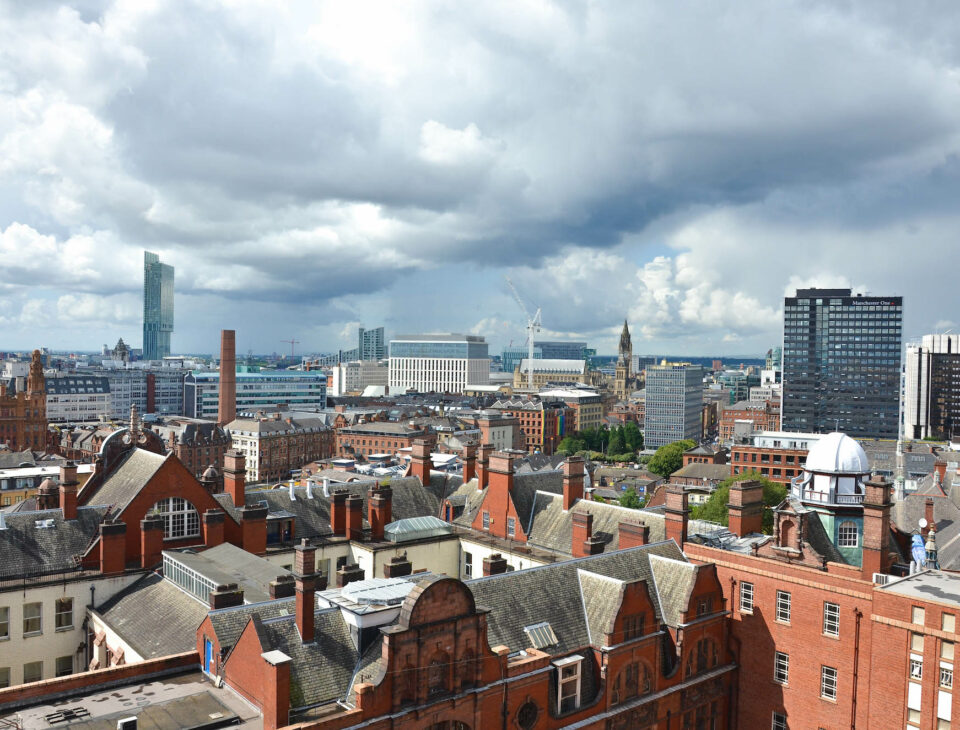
[553,654,583,714]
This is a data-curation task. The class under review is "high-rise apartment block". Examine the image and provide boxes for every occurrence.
[905,334,960,440]
[781,288,902,439]
[357,326,385,361]
[142,251,174,360]
[644,362,704,448]
[389,334,489,394]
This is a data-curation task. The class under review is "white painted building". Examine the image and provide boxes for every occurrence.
[45,375,112,423]
[389,334,489,394]
[329,360,389,397]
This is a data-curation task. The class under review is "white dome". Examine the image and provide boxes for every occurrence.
[804,432,869,474]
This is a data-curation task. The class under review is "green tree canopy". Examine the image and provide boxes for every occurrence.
[619,489,643,509]
[557,436,586,455]
[623,421,643,452]
[646,439,697,477]
[608,428,626,456]
[690,471,788,534]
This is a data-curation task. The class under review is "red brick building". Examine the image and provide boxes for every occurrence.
[0,350,47,451]
[488,398,574,455]
[718,399,780,441]
[730,443,808,485]
[683,444,727,466]
[335,421,425,461]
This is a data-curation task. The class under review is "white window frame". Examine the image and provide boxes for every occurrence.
[739,581,754,613]
[910,654,924,680]
[776,590,791,623]
[482,511,490,530]
[463,552,473,579]
[820,665,838,700]
[774,651,789,685]
[55,598,73,631]
[507,517,516,537]
[823,602,840,637]
[553,654,583,715]
[23,602,41,636]
[0,607,8,640]
[837,521,858,547]
[772,711,787,730]
[941,663,954,689]
[153,497,200,540]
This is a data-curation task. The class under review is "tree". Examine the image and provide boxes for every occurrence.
[623,421,643,452]
[608,428,625,456]
[619,489,643,509]
[558,436,586,455]
[690,471,788,534]
[646,439,697,477]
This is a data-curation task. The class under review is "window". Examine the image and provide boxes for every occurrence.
[482,511,490,530]
[697,597,714,616]
[0,667,8,689]
[623,614,645,640]
[152,498,200,539]
[0,607,7,640]
[772,711,787,730]
[944,614,956,633]
[910,655,923,680]
[23,661,42,684]
[913,606,926,625]
[554,656,582,714]
[23,602,41,635]
[55,655,72,677]
[611,661,651,705]
[838,521,858,547]
[943,641,954,661]
[463,552,473,579]
[55,598,73,630]
[776,591,791,623]
[774,652,789,684]
[941,664,954,689]
[912,632,925,652]
[820,665,837,700]
[823,602,839,637]
[507,517,516,538]
[740,582,754,613]
[686,638,719,678]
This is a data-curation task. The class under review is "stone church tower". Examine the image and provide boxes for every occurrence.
[614,319,633,400]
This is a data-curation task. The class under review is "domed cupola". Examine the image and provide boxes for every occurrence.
[792,432,870,506]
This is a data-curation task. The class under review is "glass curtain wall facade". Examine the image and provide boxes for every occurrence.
[781,289,902,439]
[358,327,386,361]
[143,251,174,360]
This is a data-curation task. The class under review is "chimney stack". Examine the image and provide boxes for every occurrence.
[218,329,236,427]
[562,456,585,511]
[368,484,392,540]
[294,540,318,643]
[618,521,649,549]
[482,553,508,576]
[330,489,348,537]
[202,509,225,548]
[862,474,893,579]
[477,443,494,490]
[223,449,246,508]
[209,583,244,610]
[410,437,434,486]
[462,443,477,483]
[99,520,127,576]
[346,494,364,541]
[728,480,764,537]
[572,512,604,557]
[664,485,688,547]
[140,515,164,568]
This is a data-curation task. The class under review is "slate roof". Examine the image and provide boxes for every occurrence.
[512,471,565,531]
[893,473,960,570]
[95,573,208,658]
[0,505,107,579]
[217,473,456,539]
[81,449,168,513]
[209,598,298,652]
[345,636,384,705]
[468,541,687,657]
[174,543,293,603]
[670,463,731,481]
[578,572,624,646]
[648,555,698,627]
[0,450,37,469]
[524,492,666,555]
[447,479,487,525]
[257,609,357,709]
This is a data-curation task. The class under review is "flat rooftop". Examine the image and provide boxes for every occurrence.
[2,672,261,729]
[879,570,960,607]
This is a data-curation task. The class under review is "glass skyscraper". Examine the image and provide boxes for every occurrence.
[781,288,902,439]
[142,251,174,361]
[358,326,386,361]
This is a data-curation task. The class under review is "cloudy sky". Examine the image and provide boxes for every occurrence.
[2,1,959,357]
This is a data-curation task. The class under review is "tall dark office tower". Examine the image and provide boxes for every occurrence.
[358,326,385,361]
[142,251,174,361]
[781,288,902,439]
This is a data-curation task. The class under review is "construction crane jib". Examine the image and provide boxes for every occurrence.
[505,277,542,390]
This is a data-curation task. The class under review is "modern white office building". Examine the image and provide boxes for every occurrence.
[45,376,112,423]
[329,361,389,396]
[644,362,704,448]
[388,334,489,394]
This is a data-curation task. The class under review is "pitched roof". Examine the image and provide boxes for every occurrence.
[468,541,686,657]
[671,463,731,480]
[81,448,168,512]
[524,492,666,555]
[578,571,624,646]
[95,573,208,658]
[209,598,298,652]
[0,505,106,578]
[648,555,698,627]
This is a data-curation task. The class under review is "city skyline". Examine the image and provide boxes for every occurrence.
[2,3,960,355]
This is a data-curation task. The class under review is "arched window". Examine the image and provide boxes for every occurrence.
[685,638,719,678]
[838,521,858,547]
[611,661,652,704]
[779,519,794,548]
[152,498,200,539]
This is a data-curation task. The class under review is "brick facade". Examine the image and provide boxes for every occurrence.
[0,350,47,451]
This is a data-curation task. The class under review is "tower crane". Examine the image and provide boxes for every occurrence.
[280,338,300,357]
[505,277,542,390]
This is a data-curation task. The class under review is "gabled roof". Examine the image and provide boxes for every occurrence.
[648,555,699,627]
[95,572,208,659]
[81,448,168,512]
[468,541,686,657]
[578,571,624,646]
